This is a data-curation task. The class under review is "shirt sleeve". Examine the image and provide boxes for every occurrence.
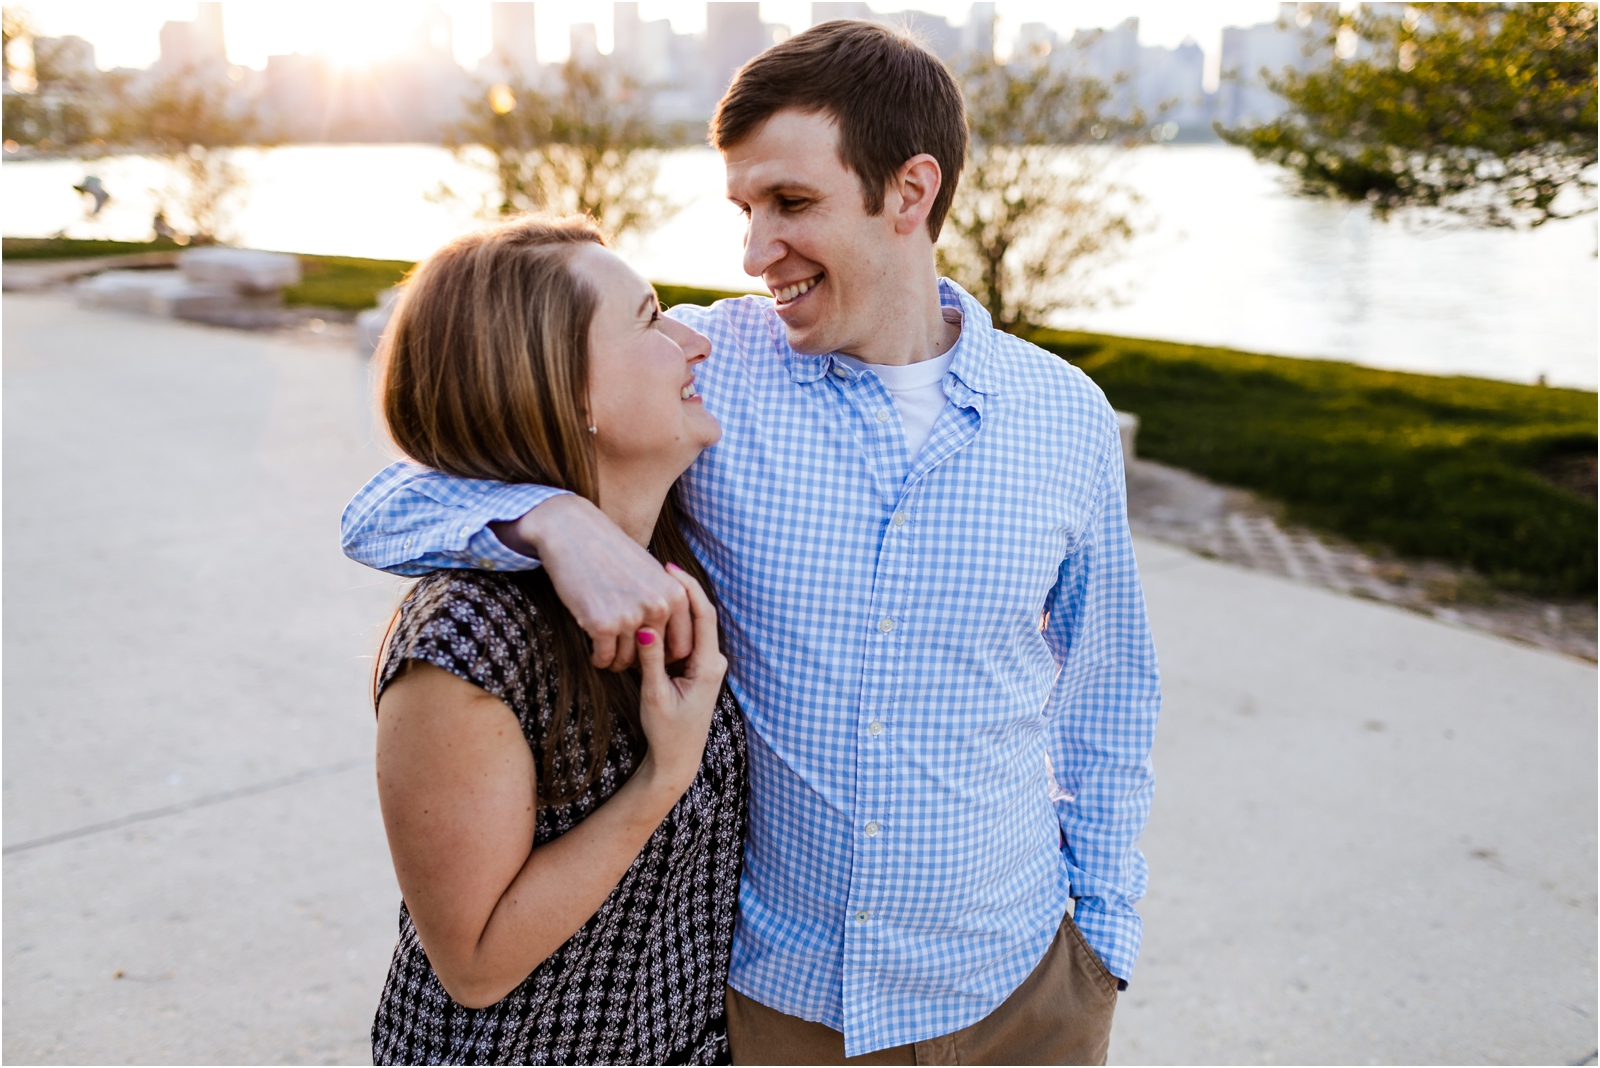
[339,461,570,576]
[1040,418,1161,984]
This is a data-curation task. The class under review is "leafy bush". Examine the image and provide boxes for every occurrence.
[1028,327,1597,596]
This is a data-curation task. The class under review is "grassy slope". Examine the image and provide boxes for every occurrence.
[2,237,186,258]
[284,254,414,310]
[9,240,1592,593]
[1028,327,1597,597]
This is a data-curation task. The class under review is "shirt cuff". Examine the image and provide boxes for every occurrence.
[462,523,542,571]
[1070,893,1142,984]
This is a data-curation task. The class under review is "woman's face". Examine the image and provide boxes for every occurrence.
[573,245,720,484]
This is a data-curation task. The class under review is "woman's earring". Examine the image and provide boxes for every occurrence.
[588,425,598,435]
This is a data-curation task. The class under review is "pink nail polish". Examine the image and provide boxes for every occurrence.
[637,630,655,645]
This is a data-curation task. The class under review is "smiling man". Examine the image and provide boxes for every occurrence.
[342,20,1159,1065]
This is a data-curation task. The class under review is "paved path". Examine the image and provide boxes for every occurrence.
[4,295,1594,1064]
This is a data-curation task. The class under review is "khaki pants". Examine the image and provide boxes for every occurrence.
[726,912,1118,1065]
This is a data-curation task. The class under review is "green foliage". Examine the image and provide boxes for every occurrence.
[1221,3,1598,227]
[936,51,1143,330]
[282,255,415,311]
[3,17,115,150]
[1027,327,1597,595]
[654,282,757,308]
[1,236,184,259]
[450,62,675,240]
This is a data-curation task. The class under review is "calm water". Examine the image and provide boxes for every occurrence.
[5,143,1595,387]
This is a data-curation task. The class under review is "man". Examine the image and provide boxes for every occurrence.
[343,21,1159,1065]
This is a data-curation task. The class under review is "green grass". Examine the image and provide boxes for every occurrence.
[2,236,185,259]
[283,254,415,311]
[1026,327,1598,597]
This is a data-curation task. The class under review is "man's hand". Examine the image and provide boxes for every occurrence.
[490,495,692,670]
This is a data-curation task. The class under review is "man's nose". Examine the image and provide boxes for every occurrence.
[742,210,783,281]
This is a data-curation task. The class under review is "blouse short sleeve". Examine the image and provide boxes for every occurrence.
[376,570,544,712]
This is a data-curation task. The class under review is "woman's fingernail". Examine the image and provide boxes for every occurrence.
[637,630,655,645]
[665,563,681,572]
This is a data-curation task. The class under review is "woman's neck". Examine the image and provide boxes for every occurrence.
[595,467,672,549]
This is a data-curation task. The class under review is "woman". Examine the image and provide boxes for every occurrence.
[367,215,744,1065]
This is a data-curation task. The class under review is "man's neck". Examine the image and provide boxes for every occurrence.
[838,257,961,368]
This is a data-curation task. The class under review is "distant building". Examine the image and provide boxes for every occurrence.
[263,53,329,140]
[157,1,227,74]
[1138,37,1207,131]
[961,3,996,61]
[31,36,97,83]
[1068,18,1141,114]
[812,3,992,62]
[1016,16,1213,138]
[487,3,540,83]
[1216,2,1319,127]
[811,3,874,24]
[260,2,471,143]
[707,3,767,97]
[411,2,455,63]
[613,3,676,87]
[570,22,601,66]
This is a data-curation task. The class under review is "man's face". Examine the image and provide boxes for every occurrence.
[723,109,897,356]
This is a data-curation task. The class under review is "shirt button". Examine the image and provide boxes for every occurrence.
[891,511,907,527]
[865,821,880,837]
[477,558,496,570]
[876,408,891,423]
[878,617,895,633]
[867,720,883,736]
[459,526,473,538]
[832,365,849,379]
[855,910,870,923]
[403,538,413,548]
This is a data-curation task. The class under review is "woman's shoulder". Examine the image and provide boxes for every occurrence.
[380,570,554,704]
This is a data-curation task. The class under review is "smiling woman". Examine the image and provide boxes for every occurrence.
[363,213,745,1065]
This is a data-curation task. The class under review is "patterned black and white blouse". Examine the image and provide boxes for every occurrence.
[371,570,747,1066]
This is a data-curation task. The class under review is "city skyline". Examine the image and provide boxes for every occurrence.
[19,1,1281,88]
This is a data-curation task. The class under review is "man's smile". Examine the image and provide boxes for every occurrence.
[771,272,824,306]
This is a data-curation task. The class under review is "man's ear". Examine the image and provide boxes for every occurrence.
[889,153,943,237]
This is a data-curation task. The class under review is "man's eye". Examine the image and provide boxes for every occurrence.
[779,197,806,212]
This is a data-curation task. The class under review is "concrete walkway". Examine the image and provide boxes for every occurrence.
[3,294,1594,1065]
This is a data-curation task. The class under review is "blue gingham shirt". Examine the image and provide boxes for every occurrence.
[342,280,1160,1056]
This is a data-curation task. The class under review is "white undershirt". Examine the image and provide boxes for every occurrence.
[833,311,962,461]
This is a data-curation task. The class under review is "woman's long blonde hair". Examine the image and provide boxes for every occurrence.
[376,215,711,803]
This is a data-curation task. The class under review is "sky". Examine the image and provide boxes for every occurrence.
[15,1,1285,90]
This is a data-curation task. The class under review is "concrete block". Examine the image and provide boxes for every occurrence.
[356,287,401,358]
[76,270,232,317]
[178,247,301,294]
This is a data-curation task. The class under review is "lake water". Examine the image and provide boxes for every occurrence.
[5,143,1596,388]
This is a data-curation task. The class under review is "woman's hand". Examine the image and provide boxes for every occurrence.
[376,566,725,1009]
[633,564,727,793]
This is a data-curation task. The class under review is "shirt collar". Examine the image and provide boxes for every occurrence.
[779,277,1000,396]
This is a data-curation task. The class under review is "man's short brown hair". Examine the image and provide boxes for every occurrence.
[711,20,968,240]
